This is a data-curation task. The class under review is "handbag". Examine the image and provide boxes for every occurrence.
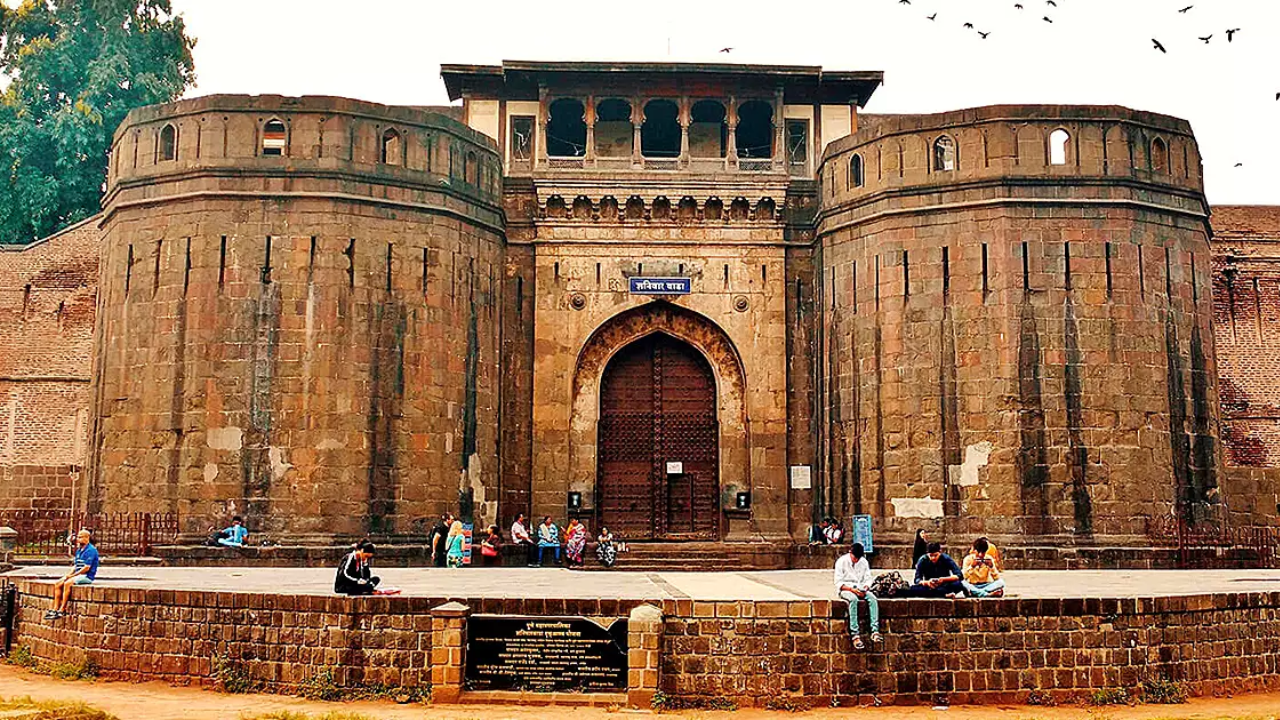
[481,541,499,557]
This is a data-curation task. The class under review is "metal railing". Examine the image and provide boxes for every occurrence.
[0,510,179,557]
[1147,513,1280,569]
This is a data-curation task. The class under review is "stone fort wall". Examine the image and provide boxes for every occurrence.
[813,106,1221,547]
[87,96,505,539]
[0,217,99,514]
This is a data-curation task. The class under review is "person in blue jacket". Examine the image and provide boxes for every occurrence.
[218,516,250,547]
[905,541,966,598]
[46,529,99,620]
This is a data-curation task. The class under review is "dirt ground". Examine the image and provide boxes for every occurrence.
[1,666,1277,720]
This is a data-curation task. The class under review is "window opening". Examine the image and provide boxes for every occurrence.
[262,119,286,156]
[308,236,317,284]
[689,100,727,157]
[1151,137,1169,173]
[547,99,586,157]
[784,119,808,172]
[345,239,356,288]
[849,153,865,188]
[1022,242,1031,292]
[1138,246,1146,298]
[386,243,394,292]
[902,250,910,298]
[1105,243,1113,299]
[641,99,680,158]
[595,99,633,157]
[125,245,133,294]
[381,128,402,165]
[738,101,775,159]
[183,238,191,294]
[153,239,162,296]
[262,236,273,284]
[942,247,950,297]
[159,124,177,162]
[510,116,534,162]
[465,151,478,185]
[981,243,989,299]
[1049,129,1070,166]
[933,135,957,171]
[218,236,227,290]
[1064,242,1072,290]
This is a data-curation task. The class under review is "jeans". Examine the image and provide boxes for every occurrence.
[838,589,879,634]
[906,579,967,598]
[537,542,560,565]
[962,579,1005,597]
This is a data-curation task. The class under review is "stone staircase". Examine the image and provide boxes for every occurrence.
[577,541,787,572]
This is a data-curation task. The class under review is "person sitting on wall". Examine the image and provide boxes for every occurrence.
[974,536,1002,573]
[480,525,503,567]
[825,518,845,545]
[45,528,99,620]
[536,515,561,567]
[809,518,830,545]
[834,541,882,650]
[216,516,249,547]
[511,513,536,567]
[334,541,380,595]
[596,526,618,568]
[428,513,454,568]
[906,541,966,598]
[962,538,1006,598]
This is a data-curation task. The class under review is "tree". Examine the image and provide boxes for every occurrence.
[0,0,195,245]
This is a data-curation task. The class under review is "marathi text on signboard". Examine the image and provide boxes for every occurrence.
[629,277,692,295]
[464,615,628,692]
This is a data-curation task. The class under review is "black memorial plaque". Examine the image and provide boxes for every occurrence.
[464,615,628,692]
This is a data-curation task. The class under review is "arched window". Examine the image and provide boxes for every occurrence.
[159,124,177,162]
[1049,129,1070,166]
[737,101,774,159]
[849,154,865,188]
[689,100,727,158]
[465,151,478,185]
[261,119,286,156]
[547,99,586,157]
[1151,137,1168,173]
[641,100,680,158]
[380,128,402,165]
[594,99,632,157]
[933,135,956,171]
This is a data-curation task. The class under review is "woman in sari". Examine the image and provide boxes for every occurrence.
[596,526,618,568]
[564,518,588,567]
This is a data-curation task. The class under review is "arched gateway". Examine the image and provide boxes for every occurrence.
[569,302,749,543]
[598,334,719,539]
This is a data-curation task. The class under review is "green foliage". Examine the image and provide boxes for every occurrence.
[297,668,343,702]
[0,695,120,720]
[0,0,196,244]
[1026,688,1056,706]
[47,656,97,681]
[1089,687,1131,706]
[1139,676,1189,704]
[650,691,672,711]
[763,695,811,712]
[5,644,38,669]
[211,653,255,695]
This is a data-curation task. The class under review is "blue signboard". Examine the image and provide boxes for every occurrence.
[629,277,691,295]
[851,515,874,554]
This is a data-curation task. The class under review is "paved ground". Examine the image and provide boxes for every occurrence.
[3,666,1280,720]
[6,565,1280,600]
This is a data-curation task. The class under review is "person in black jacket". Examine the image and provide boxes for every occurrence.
[428,513,454,568]
[334,541,380,595]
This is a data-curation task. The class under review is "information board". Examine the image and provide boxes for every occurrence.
[851,514,874,553]
[629,277,691,295]
[464,615,628,692]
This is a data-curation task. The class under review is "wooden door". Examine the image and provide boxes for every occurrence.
[598,334,719,540]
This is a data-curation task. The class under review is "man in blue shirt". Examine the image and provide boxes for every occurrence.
[46,529,99,620]
[906,541,966,598]
[217,516,250,547]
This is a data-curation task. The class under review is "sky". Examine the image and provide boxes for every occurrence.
[9,0,1280,204]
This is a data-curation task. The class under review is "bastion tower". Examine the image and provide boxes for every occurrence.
[814,107,1219,550]
[88,96,505,538]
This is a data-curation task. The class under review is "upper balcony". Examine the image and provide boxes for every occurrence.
[441,61,883,181]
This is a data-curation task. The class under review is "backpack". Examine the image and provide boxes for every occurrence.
[869,571,910,598]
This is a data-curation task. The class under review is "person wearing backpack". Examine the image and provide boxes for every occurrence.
[834,541,881,650]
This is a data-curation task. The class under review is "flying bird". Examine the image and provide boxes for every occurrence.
[1179,5,1193,12]
[719,47,733,53]
[1043,16,1053,23]
[1198,35,1212,43]
[1046,0,1056,6]
[1235,163,1244,167]
[963,22,974,29]
[1152,38,1166,53]
[978,31,991,39]
[899,0,911,4]
[1014,3,1023,8]
[927,13,937,20]
[1275,92,1279,100]
[1226,28,1240,41]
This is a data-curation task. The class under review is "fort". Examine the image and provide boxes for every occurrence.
[1,60,1278,562]
[3,59,1280,709]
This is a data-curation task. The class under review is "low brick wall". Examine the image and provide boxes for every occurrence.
[0,465,74,513]
[9,580,1280,706]
[662,595,1280,706]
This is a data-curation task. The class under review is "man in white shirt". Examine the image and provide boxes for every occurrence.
[510,513,535,567]
[833,542,881,650]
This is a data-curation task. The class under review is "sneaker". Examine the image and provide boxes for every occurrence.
[870,631,883,643]
[852,635,865,651]
[43,610,57,620]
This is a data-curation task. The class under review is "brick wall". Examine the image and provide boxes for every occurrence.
[0,216,99,515]
[11,581,1280,706]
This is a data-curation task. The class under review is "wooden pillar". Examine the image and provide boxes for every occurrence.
[631,97,643,168]
[726,96,739,169]
[773,87,787,173]
[584,95,596,165]
[678,97,691,168]
[536,86,548,169]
